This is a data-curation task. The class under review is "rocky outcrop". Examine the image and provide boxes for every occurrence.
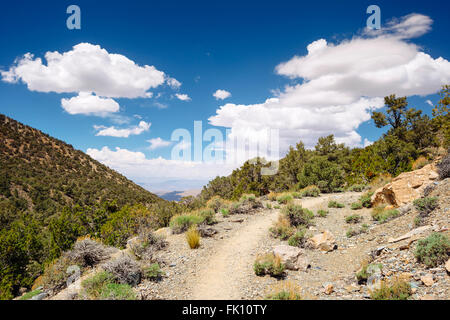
[307,230,337,252]
[371,164,439,207]
[272,245,310,271]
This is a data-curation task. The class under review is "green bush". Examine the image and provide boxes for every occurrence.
[100,283,137,300]
[169,214,204,233]
[348,184,366,192]
[370,277,411,300]
[197,208,216,225]
[19,289,42,300]
[143,263,164,281]
[282,204,314,227]
[276,194,293,205]
[371,207,399,223]
[82,271,116,299]
[288,229,307,247]
[415,233,450,268]
[317,209,328,217]
[290,192,302,199]
[254,254,285,277]
[356,263,382,283]
[328,200,344,208]
[345,214,362,224]
[359,192,374,208]
[350,202,363,210]
[299,185,320,197]
[220,208,230,217]
[269,216,295,240]
[413,197,438,216]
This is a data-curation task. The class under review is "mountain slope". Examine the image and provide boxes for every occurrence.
[0,113,162,219]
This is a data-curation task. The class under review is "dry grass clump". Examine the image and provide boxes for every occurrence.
[265,280,303,300]
[186,226,201,249]
[66,237,114,268]
[269,215,295,240]
[102,254,141,286]
[129,229,167,261]
[369,276,412,300]
[268,191,279,201]
[412,156,429,170]
[254,253,285,277]
[369,173,392,192]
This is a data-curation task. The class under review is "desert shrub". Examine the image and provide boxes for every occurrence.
[66,237,113,268]
[345,214,362,224]
[276,193,293,205]
[220,208,230,217]
[274,205,281,209]
[254,253,285,277]
[143,263,164,281]
[129,230,167,261]
[317,209,328,217]
[197,208,216,225]
[290,192,302,199]
[328,200,344,208]
[288,229,307,247]
[356,262,382,284]
[359,192,374,208]
[269,216,295,240]
[82,270,115,299]
[228,196,263,214]
[100,283,136,300]
[268,192,278,201]
[41,256,75,293]
[206,196,225,213]
[265,203,272,209]
[265,281,303,300]
[169,214,204,234]
[437,152,450,179]
[346,229,359,238]
[412,156,429,170]
[350,202,363,210]
[348,184,366,192]
[186,226,201,249]
[370,277,411,300]
[19,289,42,300]
[413,197,438,216]
[415,233,450,268]
[282,204,314,227]
[371,206,399,223]
[102,255,141,286]
[299,185,320,197]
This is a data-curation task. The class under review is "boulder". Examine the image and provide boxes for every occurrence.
[308,230,336,252]
[421,274,434,287]
[272,245,310,271]
[371,164,439,207]
[324,283,334,295]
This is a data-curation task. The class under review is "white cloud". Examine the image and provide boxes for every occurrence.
[213,89,231,100]
[94,121,151,138]
[175,93,191,101]
[364,14,433,39]
[148,137,172,150]
[210,13,450,151]
[363,138,374,148]
[1,43,167,98]
[86,146,236,182]
[426,99,433,107]
[61,92,120,116]
[167,77,181,89]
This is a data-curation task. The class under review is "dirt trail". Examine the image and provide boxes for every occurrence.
[190,197,328,300]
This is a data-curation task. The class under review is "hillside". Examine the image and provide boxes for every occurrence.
[0,113,161,218]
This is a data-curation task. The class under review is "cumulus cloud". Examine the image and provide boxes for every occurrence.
[167,77,182,89]
[175,93,191,101]
[426,99,433,106]
[210,13,450,151]
[61,92,120,116]
[213,89,231,100]
[364,13,433,39]
[94,121,151,138]
[86,146,237,182]
[148,137,172,150]
[1,43,168,98]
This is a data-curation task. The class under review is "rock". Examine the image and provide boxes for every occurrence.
[272,245,310,271]
[388,225,432,243]
[31,292,48,300]
[324,284,334,295]
[18,287,27,295]
[197,225,217,237]
[371,163,439,207]
[445,258,450,273]
[367,274,382,291]
[308,230,337,252]
[421,274,434,287]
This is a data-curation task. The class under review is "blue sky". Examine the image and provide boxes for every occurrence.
[1,0,449,192]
